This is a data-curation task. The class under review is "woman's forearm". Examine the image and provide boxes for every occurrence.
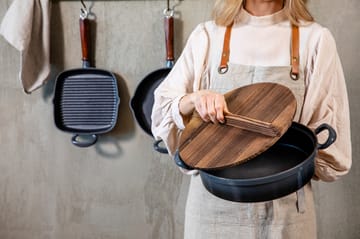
[179,93,195,117]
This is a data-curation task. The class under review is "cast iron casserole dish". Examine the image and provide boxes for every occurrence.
[174,83,336,202]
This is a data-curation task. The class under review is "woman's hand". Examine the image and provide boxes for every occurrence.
[179,90,229,124]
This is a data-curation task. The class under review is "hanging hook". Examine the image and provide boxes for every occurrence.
[163,0,174,17]
[80,0,88,19]
[163,0,182,17]
[81,0,87,10]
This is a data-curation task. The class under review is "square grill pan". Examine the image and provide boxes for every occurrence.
[53,68,120,146]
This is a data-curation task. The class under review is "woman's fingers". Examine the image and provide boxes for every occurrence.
[206,96,217,122]
[193,94,207,122]
[214,94,226,123]
[193,90,228,123]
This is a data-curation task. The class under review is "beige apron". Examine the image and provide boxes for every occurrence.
[183,25,317,239]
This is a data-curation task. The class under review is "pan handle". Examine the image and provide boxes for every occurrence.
[79,17,91,68]
[173,151,194,170]
[71,134,98,147]
[315,123,337,150]
[164,10,174,68]
[153,139,169,154]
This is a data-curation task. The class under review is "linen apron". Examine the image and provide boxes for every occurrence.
[183,25,317,239]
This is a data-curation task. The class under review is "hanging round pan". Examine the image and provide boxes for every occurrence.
[53,12,120,147]
[130,8,175,154]
[174,83,336,202]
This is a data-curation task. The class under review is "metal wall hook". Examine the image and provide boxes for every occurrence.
[80,0,95,20]
[163,8,174,17]
[166,0,170,11]
[164,0,181,17]
[80,9,88,19]
[80,0,88,19]
[164,0,183,18]
[80,0,87,10]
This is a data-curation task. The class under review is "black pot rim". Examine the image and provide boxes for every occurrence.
[199,122,318,186]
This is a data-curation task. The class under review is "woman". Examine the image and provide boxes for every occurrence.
[151,0,352,238]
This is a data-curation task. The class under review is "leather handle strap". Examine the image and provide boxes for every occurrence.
[218,23,300,80]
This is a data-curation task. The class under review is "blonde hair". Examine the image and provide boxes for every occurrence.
[212,0,314,26]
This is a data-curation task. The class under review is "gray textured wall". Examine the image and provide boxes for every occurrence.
[0,0,359,238]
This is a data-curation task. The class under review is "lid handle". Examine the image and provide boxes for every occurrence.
[224,113,281,137]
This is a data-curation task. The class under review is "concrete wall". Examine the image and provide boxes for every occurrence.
[0,0,359,238]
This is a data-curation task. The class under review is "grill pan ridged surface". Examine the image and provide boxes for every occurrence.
[54,69,119,134]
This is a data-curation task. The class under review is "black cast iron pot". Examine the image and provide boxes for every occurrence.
[174,122,336,202]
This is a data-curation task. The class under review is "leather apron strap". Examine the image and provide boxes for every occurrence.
[218,23,233,74]
[218,23,300,81]
[290,24,300,80]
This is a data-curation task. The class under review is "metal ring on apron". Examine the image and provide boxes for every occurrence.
[218,65,229,74]
[290,70,299,80]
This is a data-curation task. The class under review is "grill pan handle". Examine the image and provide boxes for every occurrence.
[80,17,91,68]
[72,134,98,147]
[164,9,174,68]
[315,123,337,150]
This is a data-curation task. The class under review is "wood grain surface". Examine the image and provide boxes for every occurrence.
[179,82,297,169]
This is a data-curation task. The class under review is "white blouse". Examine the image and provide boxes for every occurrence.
[151,8,352,182]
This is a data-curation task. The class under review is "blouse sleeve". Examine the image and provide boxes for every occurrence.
[151,23,209,156]
[301,27,352,182]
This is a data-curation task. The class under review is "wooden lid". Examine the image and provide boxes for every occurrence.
[178,82,297,170]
